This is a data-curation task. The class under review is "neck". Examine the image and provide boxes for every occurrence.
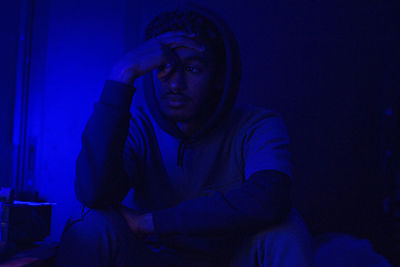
[176,95,222,137]
[176,109,213,137]
[177,121,199,136]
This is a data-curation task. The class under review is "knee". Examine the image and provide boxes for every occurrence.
[258,226,305,254]
[252,213,315,266]
[232,211,315,267]
[256,215,312,253]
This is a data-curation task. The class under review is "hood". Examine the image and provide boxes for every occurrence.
[141,2,242,142]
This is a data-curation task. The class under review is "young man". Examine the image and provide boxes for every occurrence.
[56,3,314,267]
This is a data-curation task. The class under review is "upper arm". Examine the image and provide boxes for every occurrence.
[122,116,147,188]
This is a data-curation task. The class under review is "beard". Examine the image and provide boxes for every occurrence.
[160,103,197,122]
[160,98,220,130]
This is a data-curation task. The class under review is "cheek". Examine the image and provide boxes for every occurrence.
[152,74,167,99]
[187,74,214,98]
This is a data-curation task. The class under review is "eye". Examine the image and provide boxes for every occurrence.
[156,65,166,72]
[185,66,200,73]
[157,63,174,72]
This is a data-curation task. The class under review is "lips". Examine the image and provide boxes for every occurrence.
[163,95,188,108]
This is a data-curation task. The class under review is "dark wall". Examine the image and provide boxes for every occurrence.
[29,0,131,241]
[232,0,399,239]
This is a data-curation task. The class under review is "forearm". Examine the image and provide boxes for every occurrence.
[152,170,291,236]
[118,205,155,236]
[75,80,136,208]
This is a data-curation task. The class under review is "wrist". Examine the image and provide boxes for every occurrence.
[109,65,139,85]
[139,213,155,234]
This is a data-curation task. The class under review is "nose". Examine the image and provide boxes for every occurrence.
[167,69,185,93]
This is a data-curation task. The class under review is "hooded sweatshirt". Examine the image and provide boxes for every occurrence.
[75,3,292,262]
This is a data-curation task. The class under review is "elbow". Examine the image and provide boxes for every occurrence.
[256,196,290,228]
[251,194,290,233]
[266,178,292,225]
[74,174,107,209]
[273,193,291,224]
[250,170,292,226]
[74,155,109,209]
[74,158,129,209]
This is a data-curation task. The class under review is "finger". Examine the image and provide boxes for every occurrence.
[154,32,197,45]
[159,42,179,62]
[157,44,179,79]
[158,30,196,38]
[163,36,205,52]
[169,41,205,52]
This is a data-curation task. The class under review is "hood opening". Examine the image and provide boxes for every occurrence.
[142,3,242,142]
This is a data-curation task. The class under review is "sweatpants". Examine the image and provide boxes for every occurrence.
[55,207,315,267]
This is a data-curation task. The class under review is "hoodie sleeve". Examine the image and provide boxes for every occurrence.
[243,112,292,180]
[152,111,292,235]
[74,80,138,209]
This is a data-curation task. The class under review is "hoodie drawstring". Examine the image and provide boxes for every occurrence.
[177,141,185,168]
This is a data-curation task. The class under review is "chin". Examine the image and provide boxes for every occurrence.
[162,107,193,122]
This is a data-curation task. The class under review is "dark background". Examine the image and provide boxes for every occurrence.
[1,0,399,252]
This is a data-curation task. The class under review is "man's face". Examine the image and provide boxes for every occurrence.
[153,45,224,123]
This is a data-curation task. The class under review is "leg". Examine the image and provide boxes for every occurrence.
[229,209,315,267]
[55,206,180,267]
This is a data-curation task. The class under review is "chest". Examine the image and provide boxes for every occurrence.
[143,127,244,204]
